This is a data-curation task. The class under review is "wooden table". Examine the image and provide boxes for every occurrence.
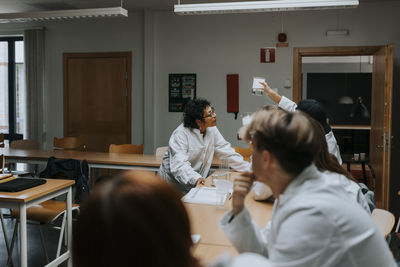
[0,148,163,171]
[0,178,75,267]
[185,172,273,264]
[0,147,220,172]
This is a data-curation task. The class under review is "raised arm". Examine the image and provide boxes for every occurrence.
[260,81,298,112]
[260,81,282,104]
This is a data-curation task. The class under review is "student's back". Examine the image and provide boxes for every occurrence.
[276,169,393,267]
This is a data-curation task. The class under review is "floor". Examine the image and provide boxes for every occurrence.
[0,209,68,267]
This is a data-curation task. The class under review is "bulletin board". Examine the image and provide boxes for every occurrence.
[169,73,196,112]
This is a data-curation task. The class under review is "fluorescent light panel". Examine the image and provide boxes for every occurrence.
[174,0,359,15]
[0,7,128,23]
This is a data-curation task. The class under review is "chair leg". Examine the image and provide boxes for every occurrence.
[64,216,68,247]
[57,213,67,257]
[7,220,19,267]
[1,210,14,267]
[1,210,11,254]
[38,224,49,263]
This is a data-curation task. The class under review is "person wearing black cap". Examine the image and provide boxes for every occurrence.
[260,81,342,164]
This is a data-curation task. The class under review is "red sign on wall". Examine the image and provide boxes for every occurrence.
[260,47,275,63]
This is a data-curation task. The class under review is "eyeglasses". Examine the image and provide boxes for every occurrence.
[203,107,216,118]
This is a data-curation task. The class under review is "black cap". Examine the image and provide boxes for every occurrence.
[296,99,331,134]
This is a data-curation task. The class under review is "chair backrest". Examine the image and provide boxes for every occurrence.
[0,154,4,173]
[371,208,395,238]
[233,145,252,162]
[109,144,144,154]
[10,139,40,150]
[155,146,168,157]
[54,136,85,151]
[0,133,4,148]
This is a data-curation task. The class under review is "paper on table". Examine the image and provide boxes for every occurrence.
[184,187,227,205]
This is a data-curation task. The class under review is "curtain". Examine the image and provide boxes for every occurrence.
[24,29,45,146]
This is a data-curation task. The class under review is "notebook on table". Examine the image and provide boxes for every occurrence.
[0,178,47,192]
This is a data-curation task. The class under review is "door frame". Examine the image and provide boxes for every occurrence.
[292,45,393,209]
[63,52,132,148]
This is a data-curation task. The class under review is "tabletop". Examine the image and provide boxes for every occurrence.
[185,172,273,247]
[0,178,75,203]
[0,147,222,168]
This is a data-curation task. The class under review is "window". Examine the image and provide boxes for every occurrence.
[0,36,25,144]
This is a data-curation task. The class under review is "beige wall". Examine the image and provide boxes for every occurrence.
[1,2,399,154]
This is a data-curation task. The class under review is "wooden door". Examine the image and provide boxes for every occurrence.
[293,45,394,209]
[370,45,393,209]
[63,52,131,152]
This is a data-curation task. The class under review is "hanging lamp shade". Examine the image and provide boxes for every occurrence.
[350,96,370,119]
[338,96,354,104]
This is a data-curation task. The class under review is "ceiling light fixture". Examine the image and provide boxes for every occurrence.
[174,0,359,15]
[0,7,128,23]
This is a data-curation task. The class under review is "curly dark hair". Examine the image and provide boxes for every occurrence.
[183,98,211,128]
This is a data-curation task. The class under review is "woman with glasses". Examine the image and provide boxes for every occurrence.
[158,98,251,194]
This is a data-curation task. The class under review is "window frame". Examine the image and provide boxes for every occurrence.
[0,36,23,142]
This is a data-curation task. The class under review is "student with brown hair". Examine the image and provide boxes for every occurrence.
[73,170,200,267]
[73,170,273,267]
[220,108,395,267]
[309,115,371,213]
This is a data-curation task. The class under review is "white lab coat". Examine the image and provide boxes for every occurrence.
[279,96,342,164]
[220,165,396,267]
[323,171,371,213]
[158,124,251,194]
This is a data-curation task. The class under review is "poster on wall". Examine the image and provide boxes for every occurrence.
[169,73,196,112]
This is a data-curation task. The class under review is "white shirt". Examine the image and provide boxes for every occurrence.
[323,171,371,213]
[279,96,342,164]
[158,124,251,194]
[220,165,395,267]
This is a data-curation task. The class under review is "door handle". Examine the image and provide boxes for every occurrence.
[376,145,384,149]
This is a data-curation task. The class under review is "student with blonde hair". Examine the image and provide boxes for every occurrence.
[220,108,395,267]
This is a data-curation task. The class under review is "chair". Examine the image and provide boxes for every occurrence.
[371,208,395,238]
[9,202,80,263]
[109,144,144,154]
[10,139,39,150]
[155,146,168,157]
[7,157,86,264]
[0,154,12,258]
[0,154,4,173]
[233,145,252,162]
[54,136,85,151]
[0,133,4,147]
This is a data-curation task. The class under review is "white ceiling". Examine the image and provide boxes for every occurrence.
[0,0,399,13]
